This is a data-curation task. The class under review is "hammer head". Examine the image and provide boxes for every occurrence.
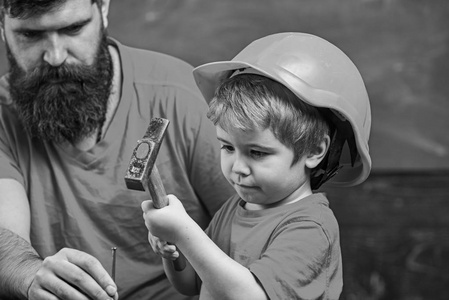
[124,118,170,191]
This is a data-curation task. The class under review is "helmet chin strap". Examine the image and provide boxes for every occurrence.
[310,129,344,190]
[311,110,358,190]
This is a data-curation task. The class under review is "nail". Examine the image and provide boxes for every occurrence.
[111,247,117,281]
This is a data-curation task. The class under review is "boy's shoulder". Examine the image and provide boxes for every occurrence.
[278,193,339,237]
[289,193,332,219]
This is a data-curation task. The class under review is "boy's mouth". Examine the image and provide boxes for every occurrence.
[234,183,258,190]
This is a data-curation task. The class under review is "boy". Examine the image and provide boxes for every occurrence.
[142,32,371,299]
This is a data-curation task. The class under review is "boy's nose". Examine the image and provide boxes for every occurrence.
[43,35,68,66]
[231,157,250,176]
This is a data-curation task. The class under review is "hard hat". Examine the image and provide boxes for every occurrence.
[193,32,371,187]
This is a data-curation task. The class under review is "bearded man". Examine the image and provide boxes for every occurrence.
[0,1,233,299]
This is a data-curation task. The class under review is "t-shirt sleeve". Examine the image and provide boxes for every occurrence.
[249,219,334,300]
[0,110,25,185]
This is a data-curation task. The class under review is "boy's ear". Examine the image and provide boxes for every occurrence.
[305,135,330,169]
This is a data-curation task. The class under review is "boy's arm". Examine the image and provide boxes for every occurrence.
[145,231,199,295]
[162,257,199,295]
[142,195,268,300]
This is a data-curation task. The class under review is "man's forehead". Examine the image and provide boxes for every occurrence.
[4,0,96,30]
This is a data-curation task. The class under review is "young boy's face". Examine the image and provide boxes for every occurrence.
[216,125,312,209]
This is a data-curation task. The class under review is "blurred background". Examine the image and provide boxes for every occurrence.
[1,0,448,299]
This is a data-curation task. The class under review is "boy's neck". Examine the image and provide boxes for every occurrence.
[244,190,313,211]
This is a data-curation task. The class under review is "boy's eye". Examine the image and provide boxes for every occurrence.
[250,150,268,158]
[221,145,234,153]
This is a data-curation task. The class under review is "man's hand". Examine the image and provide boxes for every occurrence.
[28,248,118,300]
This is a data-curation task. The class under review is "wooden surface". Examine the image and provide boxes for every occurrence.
[320,171,449,300]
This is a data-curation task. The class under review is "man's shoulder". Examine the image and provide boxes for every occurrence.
[115,39,196,85]
[128,47,194,72]
[115,40,208,108]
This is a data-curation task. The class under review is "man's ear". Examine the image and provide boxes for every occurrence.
[305,135,330,169]
[99,0,111,28]
[0,19,5,42]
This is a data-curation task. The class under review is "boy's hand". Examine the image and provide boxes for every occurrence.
[147,233,180,261]
[141,194,190,245]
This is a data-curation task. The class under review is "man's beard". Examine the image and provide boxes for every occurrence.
[7,32,113,144]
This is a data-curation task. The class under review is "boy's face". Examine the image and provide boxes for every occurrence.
[217,125,312,210]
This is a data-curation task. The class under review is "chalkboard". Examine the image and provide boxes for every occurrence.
[1,0,448,171]
[320,171,449,300]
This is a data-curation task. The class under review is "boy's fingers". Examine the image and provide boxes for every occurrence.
[162,243,177,253]
[141,200,153,212]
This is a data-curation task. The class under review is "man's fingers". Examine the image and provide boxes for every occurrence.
[31,267,90,300]
[62,250,117,298]
[29,289,61,300]
[28,280,61,300]
[28,248,117,300]
[47,248,117,299]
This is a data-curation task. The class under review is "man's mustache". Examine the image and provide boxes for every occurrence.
[18,63,99,88]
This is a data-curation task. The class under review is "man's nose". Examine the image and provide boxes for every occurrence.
[43,34,68,66]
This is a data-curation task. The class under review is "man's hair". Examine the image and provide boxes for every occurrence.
[0,0,101,21]
[207,73,331,165]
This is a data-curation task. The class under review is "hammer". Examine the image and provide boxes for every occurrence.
[125,117,186,271]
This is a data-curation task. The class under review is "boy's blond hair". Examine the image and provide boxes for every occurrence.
[207,73,330,165]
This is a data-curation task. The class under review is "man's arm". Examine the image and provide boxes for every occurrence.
[0,227,42,299]
[0,178,41,299]
[0,179,118,300]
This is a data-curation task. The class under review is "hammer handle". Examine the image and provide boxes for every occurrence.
[147,165,169,208]
[147,166,187,271]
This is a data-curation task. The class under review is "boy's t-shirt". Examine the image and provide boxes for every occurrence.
[205,193,342,300]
